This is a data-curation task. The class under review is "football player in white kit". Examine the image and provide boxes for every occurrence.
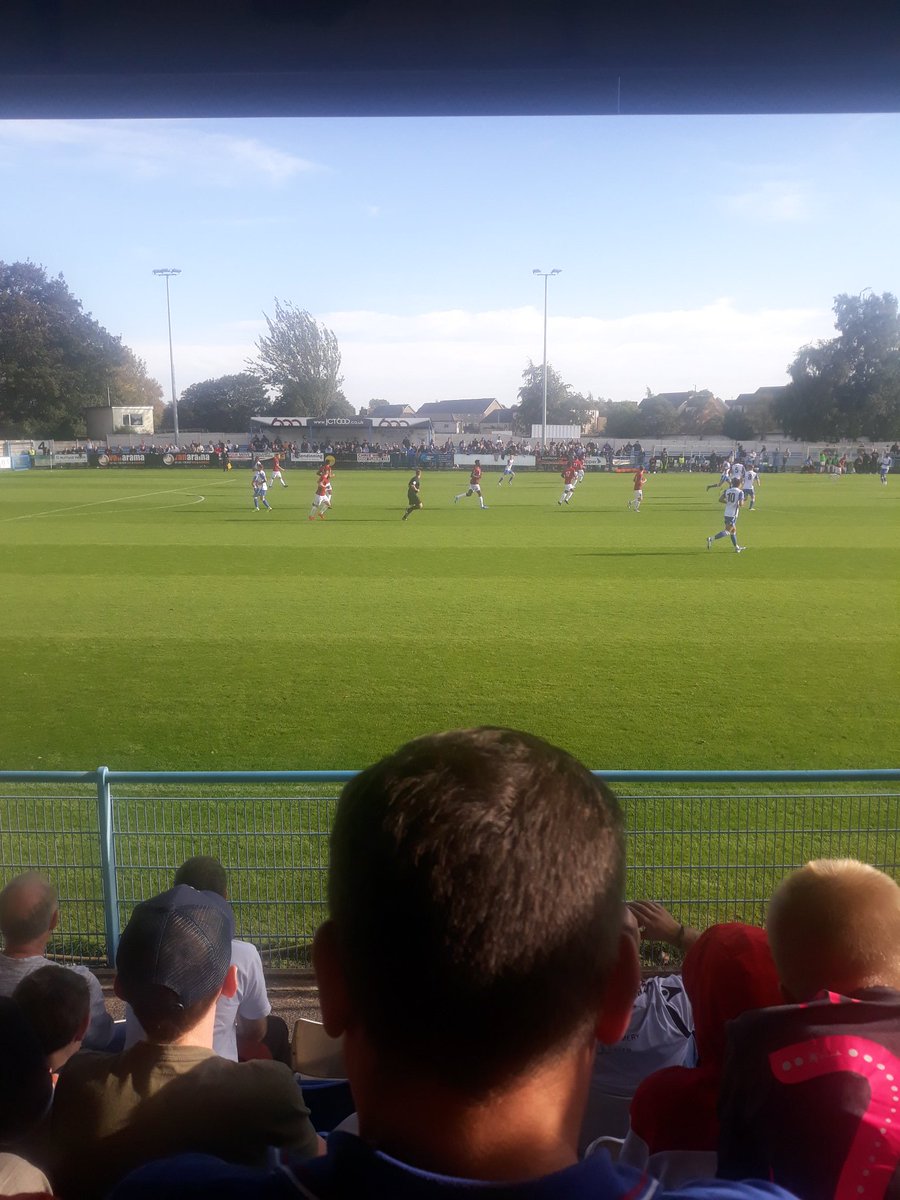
[252,468,272,512]
[707,477,745,553]
[742,466,759,510]
[706,457,733,491]
[497,455,517,486]
[880,452,893,485]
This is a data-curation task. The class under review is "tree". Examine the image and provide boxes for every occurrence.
[176,373,273,431]
[513,360,591,433]
[249,300,352,418]
[637,394,679,436]
[0,260,162,437]
[601,402,641,438]
[778,291,900,440]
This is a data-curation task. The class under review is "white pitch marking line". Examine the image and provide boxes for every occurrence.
[1,486,211,522]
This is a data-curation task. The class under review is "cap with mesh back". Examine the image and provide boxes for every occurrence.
[115,885,234,1010]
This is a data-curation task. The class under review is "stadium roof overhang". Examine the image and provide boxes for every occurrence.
[2,3,898,119]
[251,416,434,432]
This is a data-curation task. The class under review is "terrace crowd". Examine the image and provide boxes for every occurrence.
[1,728,899,1200]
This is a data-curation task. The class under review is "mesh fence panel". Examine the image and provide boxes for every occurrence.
[0,786,106,960]
[0,775,897,967]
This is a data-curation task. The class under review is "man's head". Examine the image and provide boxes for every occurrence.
[0,872,59,948]
[115,885,235,1043]
[767,859,900,1001]
[174,856,228,899]
[13,965,91,1070]
[315,727,634,1096]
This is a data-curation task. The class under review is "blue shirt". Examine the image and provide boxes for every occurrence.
[112,1131,797,1200]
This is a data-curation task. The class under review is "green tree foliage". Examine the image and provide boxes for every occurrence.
[176,373,272,432]
[0,260,161,437]
[637,394,679,435]
[249,300,352,419]
[601,402,641,438]
[779,291,900,440]
[514,360,591,432]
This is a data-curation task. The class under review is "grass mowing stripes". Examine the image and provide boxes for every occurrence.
[0,466,895,771]
[2,465,896,963]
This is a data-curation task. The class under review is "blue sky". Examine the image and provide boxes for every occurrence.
[1,113,898,411]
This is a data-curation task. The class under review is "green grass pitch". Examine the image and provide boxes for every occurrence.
[0,465,896,772]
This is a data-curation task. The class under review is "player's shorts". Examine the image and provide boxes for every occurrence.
[253,486,266,496]
[743,487,754,498]
[723,511,739,525]
[503,468,514,476]
[407,495,422,508]
[633,489,643,500]
[272,469,283,479]
[468,484,482,495]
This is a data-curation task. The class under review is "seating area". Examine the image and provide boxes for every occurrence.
[1,730,898,1200]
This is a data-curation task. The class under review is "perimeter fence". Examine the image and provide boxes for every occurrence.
[0,768,897,967]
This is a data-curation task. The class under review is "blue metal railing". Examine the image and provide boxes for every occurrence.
[0,767,897,967]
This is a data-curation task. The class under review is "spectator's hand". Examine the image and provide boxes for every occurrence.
[627,900,683,944]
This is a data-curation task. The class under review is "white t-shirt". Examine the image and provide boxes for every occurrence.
[731,462,745,480]
[124,938,271,1061]
[723,486,744,519]
[743,469,758,490]
[0,953,115,1050]
[579,974,695,1150]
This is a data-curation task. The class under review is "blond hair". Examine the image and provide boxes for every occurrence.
[767,859,900,1001]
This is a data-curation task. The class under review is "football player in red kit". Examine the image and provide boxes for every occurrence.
[453,460,488,509]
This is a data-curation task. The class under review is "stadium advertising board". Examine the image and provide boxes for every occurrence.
[357,453,391,463]
[455,454,536,467]
[290,452,325,463]
[0,456,11,470]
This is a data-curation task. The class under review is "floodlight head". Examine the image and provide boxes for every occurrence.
[533,269,541,274]
[152,268,182,277]
[551,268,562,275]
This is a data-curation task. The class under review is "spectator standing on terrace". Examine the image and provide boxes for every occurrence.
[51,885,320,1199]
[123,856,289,1066]
[114,728,793,1200]
[0,872,116,1050]
[718,859,900,1200]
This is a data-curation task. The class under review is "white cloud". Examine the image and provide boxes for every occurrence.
[135,299,835,413]
[722,180,811,223]
[0,120,320,187]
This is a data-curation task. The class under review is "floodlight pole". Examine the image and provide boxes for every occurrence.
[153,268,182,446]
[533,269,561,450]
